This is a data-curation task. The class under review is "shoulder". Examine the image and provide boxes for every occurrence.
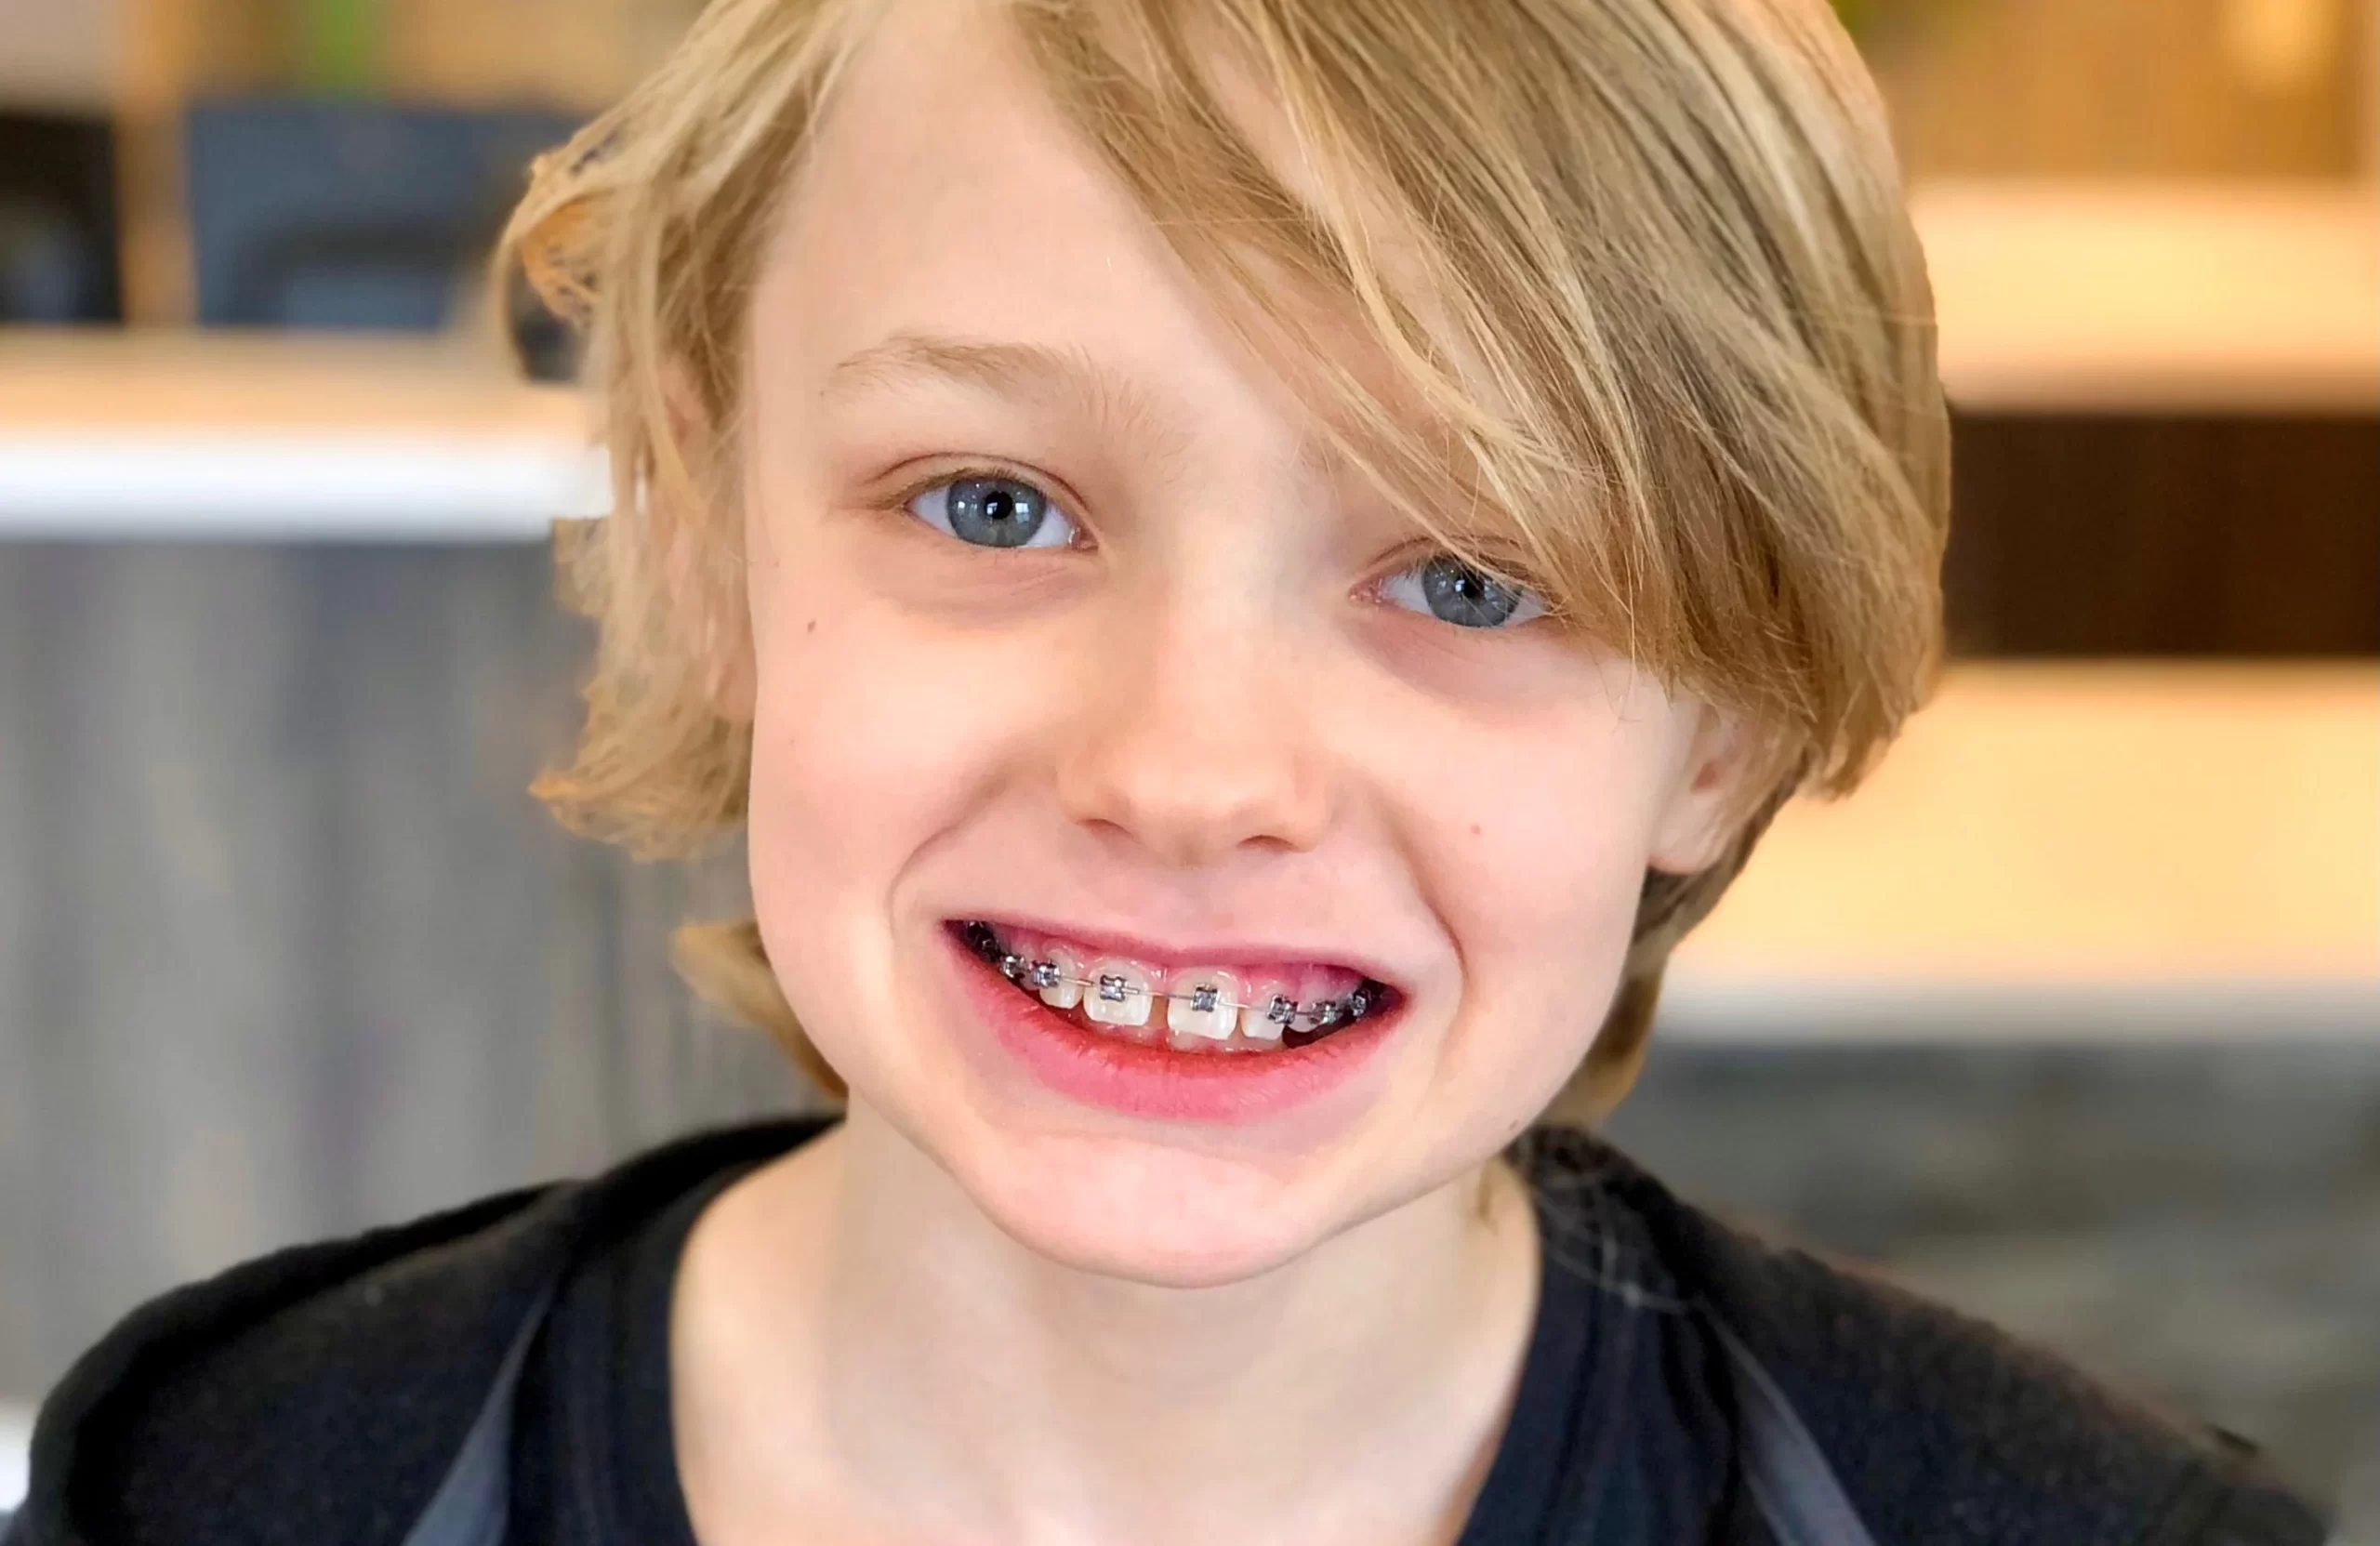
[9,1118,823,1546]
[20,1182,567,1546]
[1518,1127,2332,1546]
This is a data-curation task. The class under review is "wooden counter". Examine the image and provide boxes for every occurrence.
[1671,662,2380,1031]
[1912,182,2380,414]
[0,331,602,538]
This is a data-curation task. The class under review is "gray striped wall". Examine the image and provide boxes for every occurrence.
[0,542,803,1401]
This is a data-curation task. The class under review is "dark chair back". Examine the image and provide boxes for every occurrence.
[183,99,577,331]
[0,111,119,324]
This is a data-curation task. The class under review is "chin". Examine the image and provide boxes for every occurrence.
[954,1125,1351,1288]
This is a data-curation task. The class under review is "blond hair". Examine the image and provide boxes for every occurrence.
[502,0,1950,1114]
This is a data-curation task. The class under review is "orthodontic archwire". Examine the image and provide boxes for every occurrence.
[959,920,1390,1031]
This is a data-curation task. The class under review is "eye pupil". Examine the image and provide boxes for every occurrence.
[945,476,1048,548]
[1420,553,1524,628]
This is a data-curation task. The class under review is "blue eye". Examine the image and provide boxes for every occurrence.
[906,474,1078,550]
[1380,553,1548,629]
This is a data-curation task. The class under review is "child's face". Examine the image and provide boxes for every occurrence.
[739,0,1742,1285]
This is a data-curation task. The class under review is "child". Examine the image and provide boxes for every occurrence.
[6,0,2331,1541]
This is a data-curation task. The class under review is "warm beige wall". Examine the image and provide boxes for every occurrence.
[384,0,702,109]
[368,0,2380,178]
[0,0,117,109]
[382,0,2380,177]
[76,0,2380,321]
[111,0,699,108]
[86,0,2377,175]
[1868,0,2374,179]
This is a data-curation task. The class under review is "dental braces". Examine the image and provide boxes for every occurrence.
[959,920,1391,1034]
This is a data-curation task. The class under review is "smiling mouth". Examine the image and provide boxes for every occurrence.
[950,919,1398,1053]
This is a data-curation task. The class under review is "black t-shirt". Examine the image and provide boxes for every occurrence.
[505,1130,1755,1544]
[9,1117,2327,1545]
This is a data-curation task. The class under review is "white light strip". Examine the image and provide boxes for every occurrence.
[1657,973,2380,1043]
[0,432,609,542]
[1,1401,29,1512]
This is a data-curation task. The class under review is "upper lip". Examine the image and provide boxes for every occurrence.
[956,913,1407,989]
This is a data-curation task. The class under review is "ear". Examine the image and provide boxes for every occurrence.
[1646,700,1757,876]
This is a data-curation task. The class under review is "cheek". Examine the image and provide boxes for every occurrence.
[1386,696,1680,1093]
[742,568,1024,1039]
[1461,763,1662,958]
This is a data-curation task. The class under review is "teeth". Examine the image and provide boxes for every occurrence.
[1036,943,1083,1011]
[962,922,1387,1052]
[1080,957,1156,1032]
[1292,965,1364,1025]
[1236,976,1294,1043]
[1165,967,1241,1044]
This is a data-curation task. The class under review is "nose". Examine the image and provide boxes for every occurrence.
[1051,600,1333,869]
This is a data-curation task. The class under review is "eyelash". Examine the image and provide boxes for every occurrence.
[895,467,1552,630]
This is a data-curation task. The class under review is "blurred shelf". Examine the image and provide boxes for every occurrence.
[1671,662,2380,1034]
[0,330,603,539]
[1913,180,2380,414]
[2,183,2376,537]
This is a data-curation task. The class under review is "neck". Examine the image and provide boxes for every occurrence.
[675,1103,1541,1545]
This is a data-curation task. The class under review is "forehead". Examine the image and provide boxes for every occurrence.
[754,0,1500,516]
[763,0,1291,446]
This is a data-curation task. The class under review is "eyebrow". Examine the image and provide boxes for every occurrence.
[822,332,1186,460]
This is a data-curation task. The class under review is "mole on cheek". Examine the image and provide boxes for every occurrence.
[806,619,817,634]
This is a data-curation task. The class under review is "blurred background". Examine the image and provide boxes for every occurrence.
[0,0,2375,1526]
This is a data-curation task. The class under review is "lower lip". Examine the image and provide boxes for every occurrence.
[939,923,1401,1124]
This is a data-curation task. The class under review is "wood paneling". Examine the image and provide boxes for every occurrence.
[1945,412,2380,655]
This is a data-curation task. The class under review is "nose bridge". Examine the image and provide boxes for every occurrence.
[1052,580,1332,868]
